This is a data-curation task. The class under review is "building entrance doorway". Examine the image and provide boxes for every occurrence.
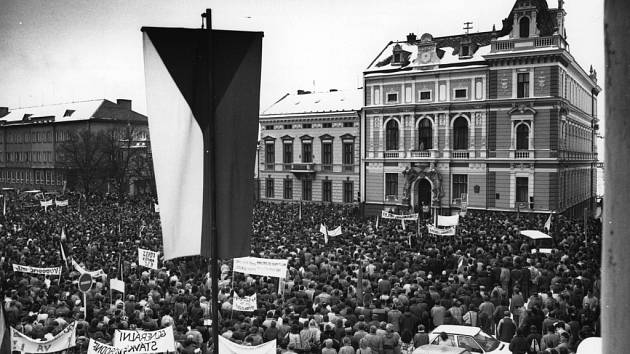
[416,178,432,213]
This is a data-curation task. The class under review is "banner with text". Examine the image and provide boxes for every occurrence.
[427,224,457,236]
[437,214,459,227]
[55,200,69,207]
[112,327,175,353]
[72,259,107,278]
[12,264,61,275]
[233,257,288,278]
[233,293,257,312]
[88,339,125,354]
[11,322,76,353]
[381,211,419,221]
[138,248,159,270]
[218,336,276,354]
[40,200,53,208]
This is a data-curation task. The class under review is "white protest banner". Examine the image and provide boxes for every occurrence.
[233,257,288,278]
[110,278,125,293]
[138,248,159,270]
[40,200,53,208]
[381,211,419,221]
[154,203,160,213]
[233,293,257,312]
[437,214,459,227]
[88,339,125,354]
[427,224,456,236]
[72,259,107,278]
[113,327,175,353]
[11,322,76,353]
[12,264,61,275]
[328,226,342,237]
[55,199,69,207]
[219,336,276,354]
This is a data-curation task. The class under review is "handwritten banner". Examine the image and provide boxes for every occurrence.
[12,322,76,353]
[113,327,175,353]
[381,211,419,220]
[55,199,69,207]
[72,259,107,278]
[12,264,61,275]
[138,248,159,270]
[233,257,288,278]
[233,293,257,312]
[427,224,456,236]
[218,336,276,354]
[437,214,459,227]
[88,339,125,354]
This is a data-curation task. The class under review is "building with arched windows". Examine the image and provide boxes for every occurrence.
[361,0,601,218]
[259,89,362,204]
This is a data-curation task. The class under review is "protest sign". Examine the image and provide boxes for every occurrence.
[11,322,76,353]
[113,327,175,353]
[219,336,276,354]
[233,257,288,278]
[12,264,61,275]
[233,293,257,312]
[55,199,69,207]
[72,259,107,278]
[110,278,125,293]
[427,224,457,236]
[138,248,159,270]
[381,211,419,221]
[88,339,124,354]
[154,203,159,213]
[437,214,459,227]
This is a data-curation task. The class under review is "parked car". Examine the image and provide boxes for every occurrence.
[428,325,510,354]
[412,344,472,354]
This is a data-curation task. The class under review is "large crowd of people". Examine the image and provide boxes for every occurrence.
[0,195,601,354]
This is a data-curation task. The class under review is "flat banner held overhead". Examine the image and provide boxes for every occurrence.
[11,322,76,353]
[381,211,419,221]
[87,339,124,354]
[138,248,159,270]
[218,336,276,354]
[233,257,288,278]
[427,224,457,236]
[12,264,61,275]
[112,327,175,353]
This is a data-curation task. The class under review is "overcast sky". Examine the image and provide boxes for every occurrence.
[0,0,604,119]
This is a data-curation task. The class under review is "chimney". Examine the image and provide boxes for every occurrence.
[407,33,417,43]
[0,107,8,118]
[116,99,132,111]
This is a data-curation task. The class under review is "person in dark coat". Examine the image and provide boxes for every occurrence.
[509,328,529,354]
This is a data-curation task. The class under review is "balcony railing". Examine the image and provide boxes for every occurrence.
[411,150,431,158]
[342,164,354,172]
[452,151,470,159]
[265,163,274,170]
[321,164,333,172]
[384,151,400,158]
[290,163,315,172]
[491,35,569,53]
[515,150,531,159]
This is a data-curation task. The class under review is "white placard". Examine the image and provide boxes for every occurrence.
[233,257,288,278]
[233,293,257,312]
[138,248,159,270]
[112,327,175,353]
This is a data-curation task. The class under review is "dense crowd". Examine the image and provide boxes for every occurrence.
[0,195,601,354]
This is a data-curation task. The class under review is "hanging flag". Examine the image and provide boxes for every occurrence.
[0,305,10,354]
[544,214,552,232]
[142,24,263,261]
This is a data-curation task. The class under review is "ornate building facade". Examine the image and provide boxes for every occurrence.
[361,0,600,217]
[259,89,362,204]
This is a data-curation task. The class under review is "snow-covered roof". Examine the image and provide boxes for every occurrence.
[261,89,363,116]
[1,100,104,123]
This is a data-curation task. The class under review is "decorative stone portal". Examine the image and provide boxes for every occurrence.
[401,165,444,211]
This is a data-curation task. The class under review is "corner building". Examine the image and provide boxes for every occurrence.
[361,0,600,217]
[259,89,362,204]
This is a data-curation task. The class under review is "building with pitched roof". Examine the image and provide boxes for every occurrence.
[0,99,150,194]
[259,89,362,204]
[361,0,601,218]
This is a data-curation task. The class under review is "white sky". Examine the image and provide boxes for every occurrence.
[0,0,604,122]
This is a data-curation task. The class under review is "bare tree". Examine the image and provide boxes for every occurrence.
[58,129,112,194]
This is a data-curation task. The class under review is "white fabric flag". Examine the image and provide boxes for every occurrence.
[328,226,342,237]
[110,278,125,293]
[218,336,276,354]
[544,214,552,231]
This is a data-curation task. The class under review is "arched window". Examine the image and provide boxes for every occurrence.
[385,119,399,151]
[519,17,530,38]
[418,118,433,150]
[453,117,469,150]
[516,123,530,150]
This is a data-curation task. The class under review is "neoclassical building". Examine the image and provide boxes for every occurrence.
[361,0,600,218]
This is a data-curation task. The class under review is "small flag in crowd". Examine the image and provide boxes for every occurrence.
[61,227,67,241]
[298,203,302,220]
[375,215,379,229]
[60,241,67,267]
[544,214,552,232]
[110,278,125,293]
[401,219,406,231]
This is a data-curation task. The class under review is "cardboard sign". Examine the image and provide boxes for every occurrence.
[138,248,159,270]
[112,327,175,353]
[12,264,61,275]
[233,257,288,278]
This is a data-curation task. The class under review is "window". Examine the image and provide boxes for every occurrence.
[517,72,530,98]
[519,16,530,38]
[302,123,312,129]
[453,117,469,150]
[387,93,398,103]
[461,45,470,57]
[374,87,381,105]
[458,336,483,352]
[323,123,332,128]
[343,122,354,128]
[393,52,402,64]
[302,180,312,201]
[283,141,293,169]
[321,142,333,171]
[420,91,431,100]
[516,177,529,203]
[265,125,274,130]
[265,178,274,198]
[322,180,332,202]
[454,89,468,99]
[516,123,530,150]
[283,124,292,129]
[283,179,293,200]
[342,142,354,171]
[386,173,398,197]
[418,118,433,150]
[302,141,312,163]
[385,119,399,151]
[453,174,468,201]
[343,181,354,203]
[265,142,275,170]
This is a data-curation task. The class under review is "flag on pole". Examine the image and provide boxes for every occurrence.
[0,303,10,354]
[60,227,66,241]
[142,25,263,261]
[59,241,67,267]
[2,196,5,216]
[401,219,406,231]
[375,215,379,229]
[544,214,552,232]
[298,203,302,220]
[110,278,125,293]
